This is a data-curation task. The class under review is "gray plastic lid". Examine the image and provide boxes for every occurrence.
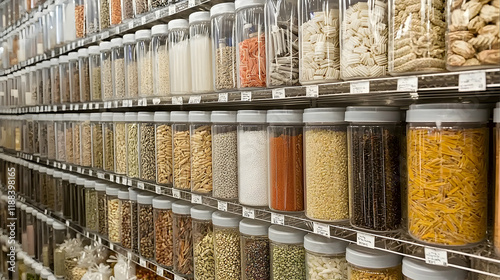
[211,2,235,17]
[53,171,63,178]
[50,58,59,65]
[346,244,402,269]
[123,34,135,44]
[345,107,401,123]
[154,112,170,123]
[235,0,265,10]
[77,48,89,57]
[101,112,113,122]
[153,196,175,209]
[268,225,306,244]
[169,19,189,30]
[79,113,91,121]
[304,234,348,255]
[69,175,78,184]
[88,46,100,55]
[129,188,138,201]
[189,11,210,24]
[59,55,69,63]
[135,29,151,40]
[46,218,54,225]
[267,109,303,124]
[41,269,52,278]
[172,200,192,215]
[46,168,54,175]
[113,113,125,122]
[106,186,120,196]
[62,173,70,180]
[118,189,129,200]
[33,263,43,273]
[137,112,154,122]
[152,24,169,35]
[21,204,27,211]
[239,219,269,236]
[171,111,189,122]
[211,111,237,123]
[90,113,101,122]
[403,258,466,280]
[26,207,34,213]
[94,182,107,191]
[111,38,123,48]
[124,112,138,122]
[52,221,66,230]
[39,167,47,173]
[191,205,215,220]
[76,177,86,185]
[68,52,78,60]
[189,111,211,123]
[303,108,346,124]
[99,41,112,51]
[407,103,489,123]
[24,257,35,266]
[84,180,95,188]
[212,211,241,228]
[137,192,155,204]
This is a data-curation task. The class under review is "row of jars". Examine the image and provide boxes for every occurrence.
[0,0,48,32]
[0,248,58,280]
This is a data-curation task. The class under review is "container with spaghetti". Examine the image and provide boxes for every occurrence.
[407,103,488,247]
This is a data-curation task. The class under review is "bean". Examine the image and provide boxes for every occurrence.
[155,209,173,267]
[98,191,108,236]
[75,5,85,38]
[65,127,73,164]
[140,124,156,181]
[173,214,193,276]
[173,128,191,190]
[127,123,139,177]
[213,129,238,200]
[306,252,347,280]
[214,227,241,279]
[92,124,104,169]
[127,61,138,98]
[139,55,154,96]
[92,66,101,101]
[191,125,212,194]
[81,122,92,167]
[139,204,155,259]
[102,59,113,100]
[348,265,401,280]
[115,123,127,174]
[271,243,305,280]
[120,200,132,249]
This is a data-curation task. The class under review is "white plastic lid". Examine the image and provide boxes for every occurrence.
[36,212,45,220]
[169,19,189,30]
[33,165,40,171]
[79,113,91,121]
[152,196,175,209]
[151,24,168,35]
[113,113,125,122]
[267,109,303,124]
[21,204,27,211]
[101,112,113,122]
[62,173,71,180]
[39,167,47,173]
[84,180,94,189]
[46,218,54,225]
[402,258,467,280]
[189,11,210,24]
[48,276,57,280]
[123,34,135,44]
[406,103,488,123]
[135,29,151,40]
[42,61,51,68]
[304,234,348,255]
[153,112,170,123]
[495,102,500,123]
[34,263,44,273]
[111,38,123,48]
[25,257,35,266]
[46,168,54,175]
[137,192,155,204]
[118,189,129,199]
[303,108,346,123]
[345,107,401,123]
[129,187,138,201]
[68,52,78,60]
[52,221,66,230]
[268,225,306,244]
[100,41,112,51]
[124,112,137,122]
[211,111,237,123]
[78,48,89,57]
[189,111,211,123]
[69,175,78,184]
[41,269,52,278]
[137,112,154,122]
[94,182,107,191]
[33,210,39,216]
[212,211,241,228]
[76,178,87,186]
[235,0,265,11]
[172,200,192,215]
[59,55,69,63]
[191,205,215,220]
[88,46,100,54]
[171,111,189,122]
[211,2,235,17]
[53,171,63,178]
[50,58,59,65]
[106,186,120,196]
[239,219,269,236]
[26,207,34,213]
[346,244,402,269]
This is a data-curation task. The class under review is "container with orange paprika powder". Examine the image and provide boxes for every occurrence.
[267,109,304,212]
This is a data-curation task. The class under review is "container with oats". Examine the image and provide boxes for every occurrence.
[111,38,125,100]
[211,3,237,91]
[89,45,102,101]
[100,41,113,101]
[346,244,402,280]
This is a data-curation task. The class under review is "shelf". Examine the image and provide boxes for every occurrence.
[2,148,500,278]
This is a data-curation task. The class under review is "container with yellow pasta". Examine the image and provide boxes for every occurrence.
[406,103,489,247]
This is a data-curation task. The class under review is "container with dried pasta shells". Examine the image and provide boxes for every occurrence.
[346,244,402,280]
[153,196,175,268]
[213,211,242,280]
[154,112,173,186]
[172,111,191,190]
[407,104,489,247]
[402,257,467,280]
[172,200,193,278]
[189,111,213,195]
[138,192,155,259]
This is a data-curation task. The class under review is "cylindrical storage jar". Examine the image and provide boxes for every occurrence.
[43,218,55,269]
[340,0,388,79]
[388,0,445,74]
[122,0,134,21]
[50,58,61,104]
[101,41,113,101]
[153,196,174,268]
[192,206,216,279]
[55,115,65,162]
[237,110,268,206]
[41,61,52,105]
[172,201,193,277]
[25,207,36,257]
[114,113,127,175]
[33,115,40,156]
[267,110,304,212]
[53,171,64,215]
[76,178,87,227]
[110,0,121,25]
[190,111,213,194]
[299,0,341,84]
[346,244,402,279]
[85,180,98,232]
[240,219,270,280]
[102,113,114,172]
[89,45,102,101]
[154,112,173,185]
[74,0,85,37]
[345,107,402,231]
[168,19,192,95]
[53,222,66,277]
[118,189,131,248]
[59,55,71,103]
[85,0,100,34]
[211,3,237,91]
[64,114,75,164]
[151,24,170,97]
[126,112,139,178]
[304,108,348,222]
[96,182,108,237]
[136,29,154,97]
[402,257,467,280]
[123,34,138,98]
[172,111,191,190]
[36,212,46,261]
[407,104,488,246]
[68,176,78,222]
[189,11,214,93]
[139,112,156,182]
[129,188,139,254]
[265,0,299,87]
[100,0,110,30]
[47,115,56,160]
[81,113,93,167]
[134,0,149,16]
[213,211,242,280]
[235,0,266,89]
[62,173,72,219]
[106,186,121,243]
[269,225,306,280]
[111,38,125,100]
[78,48,91,102]
[304,233,348,279]
[91,113,104,170]
[212,111,238,200]
[138,192,155,259]
[496,104,500,256]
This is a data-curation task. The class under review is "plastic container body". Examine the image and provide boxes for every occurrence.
[155,121,173,185]
[75,0,85,37]
[134,0,149,16]
[154,206,173,267]
[85,187,98,232]
[92,117,104,170]
[47,119,56,160]
[172,212,193,277]
[270,240,305,279]
[55,2,65,46]
[85,0,100,34]
[348,264,401,280]
[101,48,113,101]
[241,233,269,280]
[306,250,347,280]
[60,61,70,103]
[139,200,155,259]
[137,35,154,97]
[90,52,102,101]
[212,8,237,91]
[190,123,213,194]
[79,54,91,102]
[65,118,74,164]
[173,122,190,190]
[214,224,241,279]
[131,198,139,254]
[193,217,214,279]
[110,0,122,25]
[122,0,134,21]
[152,31,170,96]
[124,41,138,98]
[51,63,61,104]
[120,196,132,249]
[190,17,214,93]
[55,119,65,162]
[115,119,127,174]
[127,119,139,178]
[112,43,126,99]
[169,24,192,95]
[107,192,121,243]
[100,0,110,30]
[139,120,156,182]
[212,123,238,200]
[69,57,80,103]
[82,118,93,167]
[497,120,500,256]
[97,188,108,236]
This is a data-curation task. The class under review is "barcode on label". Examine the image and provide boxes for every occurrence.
[218,201,228,211]
[172,189,181,198]
[242,207,255,219]
[191,194,202,204]
[271,213,285,225]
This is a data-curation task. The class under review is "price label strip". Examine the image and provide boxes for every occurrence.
[313,222,330,237]
[357,232,375,248]
[271,213,285,225]
[172,189,181,198]
[424,247,448,266]
[459,71,486,92]
[191,194,202,204]
[242,207,255,219]
[217,201,228,212]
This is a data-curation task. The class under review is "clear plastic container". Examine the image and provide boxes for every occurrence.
[107,186,121,243]
[129,188,139,253]
[46,7,57,50]
[41,61,51,105]
[37,115,46,158]
[211,3,237,91]
[62,174,72,219]
[240,219,270,280]
[68,175,78,222]
[138,192,155,259]
[55,115,65,162]
[55,0,65,46]
[190,111,213,194]
[192,206,216,279]
[91,113,104,170]
[74,0,85,38]
[172,111,191,190]
[269,225,306,280]
[85,181,99,232]
[235,0,266,89]
[100,0,110,30]
[50,58,61,105]
[134,0,149,15]
[76,177,87,226]
[124,34,138,98]
[65,114,75,164]
[46,169,56,210]
[267,110,304,212]
[110,0,121,25]
[25,207,36,257]
[47,115,56,160]
[96,181,108,236]
[126,112,139,178]
[304,108,348,222]
[154,112,173,185]
[101,41,113,101]
[213,211,242,279]
[53,171,64,215]
[189,11,214,94]
[78,48,91,102]
[496,104,500,256]
[43,218,55,269]
[68,52,80,103]
[136,29,154,97]
[118,189,131,248]
[304,233,348,279]
[35,64,43,105]
[151,24,170,96]
[111,38,125,100]
[114,113,127,175]
[53,222,66,277]
[345,107,402,232]
[36,212,46,261]
[101,113,114,172]
[212,111,238,200]
[172,201,193,277]
[168,19,192,95]
[407,104,488,246]
[138,112,156,181]
[340,0,388,79]
[402,257,467,280]
[153,197,174,267]
[89,45,102,101]
[346,244,402,280]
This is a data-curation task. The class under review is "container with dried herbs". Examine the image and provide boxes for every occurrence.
[346,245,402,280]
[89,45,102,101]
[240,219,270,280]
[192,206,216,279]
[172,201,193,277]
[153,197,174,267]
[118,189,131,248]
[269,225,306,280]
[138,192,155,259]
[107,186,121,243]
[126,112,139,178]
[190,111,213,194]
[305,233,348,280]
[154,112,173,185]
[91,113,104,170]
[213,211,242,280]
[172,112,191,190]
[139,112,156,182]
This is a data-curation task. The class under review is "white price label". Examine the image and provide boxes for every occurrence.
[139,258,147,267]
[169,5,176,15]
[122,177,128,185]
[82,103,87,110]
[172,189,181,198]
[138,98,147,106]
[69,166,73,171]
[350,81,370,94]
[94,103,100,109]
[97,172,105,179]
[66,221,70,227]
[53,105,57,112]
[62,164,66,170]
[77,167,82,173]
[44,209,48,214]
[397,76,418,92]
[188,0,196,7]
[156,266,164,276]
[313,223,330,237]
[188,95,201,104]
[37,158,40,163]
[357,232,375,248]
[109,243,114,250]
[241,91,252,101]
[85,231,90,238]
[116,176,121,184]
[242,207,255,219]
[155,10,162,19]
[53,162,57,167]
[122,100,128,107]
[109,174,114,182]
[459,71,486,92]
[218,93,228,102]
[306,85,319,97]
[272,88,285,99]
[113,101,119,108]
[97,237,102,243]
[137,182,145,189]
[141,17,147,25]
[424,247,448,266]
[74,104,79,110]
[62,105,66,111]
[115,26,120,34]
[127,251,132,259]
[172,96,183,105]
[174,275,185,280]
[217,201,228,211]
[89,170,93,176]
[155,186,162,194]
[191,194,202,204]
[271,213,285,225]
[128,21,134,29]
[152,98,161,105]
[127,179,132,186]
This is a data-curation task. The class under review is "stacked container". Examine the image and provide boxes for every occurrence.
[154,112,173,186]
[126,112,139,178]
[106,186,121,243]
[78,48,91,102]
[211,3,237,91]
[213,211,242,280]
[101,41,113,101]
[114,113,127,175]
[89,45,102,101]
[111,38,125,100]
[136,30,154,97]
[189,11,213,93]
[118,189,131,248]
[68,52,80,103]
[85,180,98,232]
[139,112,155,182]
[123,34,138,98]
[189,111,213,194]
[168,20,191,95]
[172,111,190,190]
[96,181,108,237]
[151,24,170,96]
[91,113,104,170]
[103,113,115,172]
[269,225,306,279]
[304,233,348,279]
[129,188,139,254]
[153,196,174,268]
[172,201,193,277]
[192,206,216,279]
[240,219,270,280]
[346,245,402,279]
[138,192,155,259]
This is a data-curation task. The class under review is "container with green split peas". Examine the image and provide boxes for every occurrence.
[192,206,216,280]
[402,257,467,280]
[240,218,270,280]
[213,211,242,280]
[269,225,307,280]
[346,244,402,280]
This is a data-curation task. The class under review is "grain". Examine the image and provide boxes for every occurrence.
[213,129,238,200]
[156,124,173,185]
[100,0,110,29]
[102,59,113,100]
[140,124,156,181]
[191,125,212,194]
[65,126,73,164]
[98,191,108,236]
[348,265,401,280]
[127,123,139,177]
[215,46,236,90]
[28,121,34,153]
[154,46,170,95]
[85,189,98,232]
[151,0,167,8]
[52,68,61,104]
[305,128,348,221]
[110,0,122,25]
[242,237,269,279]
[92,67,102,101]
[104,126,114,172]
[139,56,153,96]
[57,126,66,161]
[127,61,138,98]
[120,199,132,249]
[48,123,56,159]
[173,215,193,276]
[114,58,126,99]
[122,0,134,20]
[61,69,71,102]
[108,198,121,242]
[92,124,104,169]
[193,224,214,279]
[271,243,305,280]
[71,66,80,103]
[306,252,347,280]
[154,209,173,267]
[134,0,148,15]
[75,5,85,38]
[173,128,191,190]
[74,123,81,165]
[139,204,155,259]
[80,63,91,102]
[214,227,241,279]
[131,200,139,254]
[33,122,39,154]
[115,123,127,174]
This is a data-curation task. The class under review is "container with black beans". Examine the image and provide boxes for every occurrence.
[240,218,270,280]
[138,192,155,259]
[192,205,216,279]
